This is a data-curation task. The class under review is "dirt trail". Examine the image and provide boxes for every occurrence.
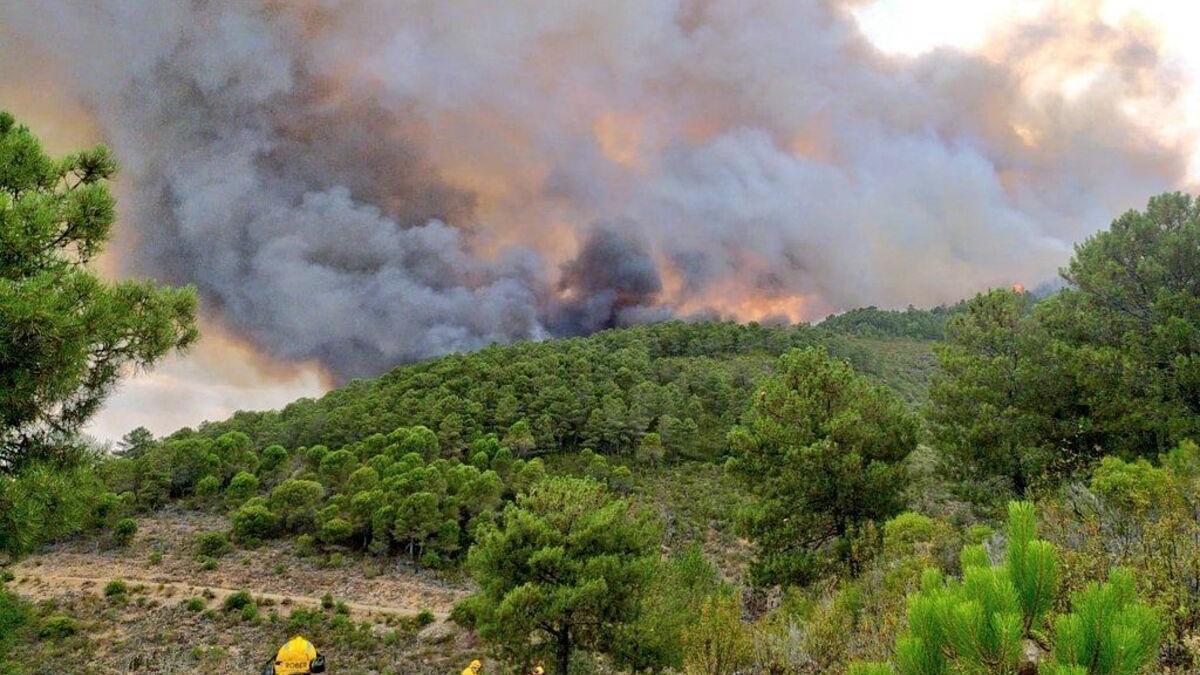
[9,570,449,620]
[6,508,469,621]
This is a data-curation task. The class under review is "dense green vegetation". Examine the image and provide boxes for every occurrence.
[461,477,661,673]
[172,320,935,460]
[929,193,1200,502]
[0,111,197,469]
[851,502,1158,674]
[5,112,1200,673]
[820,304,961,340]
[729,347,918,585]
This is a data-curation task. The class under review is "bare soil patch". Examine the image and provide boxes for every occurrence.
[4,508,484,674]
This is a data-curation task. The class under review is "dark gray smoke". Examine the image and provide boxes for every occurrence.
[553,224,664,335]
[0,1,549,379]
[0,0,1191,380]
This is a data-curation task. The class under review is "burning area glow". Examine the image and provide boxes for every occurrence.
[0,0,1197,438]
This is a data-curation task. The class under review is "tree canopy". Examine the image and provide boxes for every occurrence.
[0,110,197,469]
[729,346,918,585]
[929,193,1200,498]
[464,477,661,673]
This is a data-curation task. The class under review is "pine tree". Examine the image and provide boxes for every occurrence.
[729,347,918,585]
[851,503,1160,675]
[1048,568,1161,675]
[0,111,197,468]
[464,477,660,673]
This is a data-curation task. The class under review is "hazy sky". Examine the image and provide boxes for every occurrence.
[855,0,1200,180]
[2,0,1198,443]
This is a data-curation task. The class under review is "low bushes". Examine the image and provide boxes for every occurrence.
[231,501,279,542]
[851,502,1159,674]
[193,531,232,558]
[103,579,127,597]
[112,518,137,547]
[222,590,254,612]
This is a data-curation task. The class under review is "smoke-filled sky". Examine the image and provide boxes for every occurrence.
[1,0,1198,441]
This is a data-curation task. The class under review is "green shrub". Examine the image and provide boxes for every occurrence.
[112,517,138,547]
[232,503,279,541]
[225,471,260,507]
[269,480,325,532]
[222,591,254,612]
[135,472,171,509]
[680,593,753,675]
[1048,568,1161,675]
[294,534,317,557]
[851,502,1058,674]
[849,501,1163,674]
[319,449,358,485]
[148,550,163,566]
[183,597,206,612]
[203,436,254,484]
[261,445,289,473]
[345,466,380,494]
[610,465,634,494]
[0,585,30,646]
[636,432,666,465]
[193,531,232,558]
[90,491,125,528]
[193,475,221,498]
[38,614,77,639]
[400,426,440,460]
[321,592,334,610]
[240,603,260,622]
[305,445,330,468]
[1091,457,1173,514]
[0,464,107,558]
[470,451,490,471]
[318,517,353,545]
[883,512,936,557]
[448,597,478,628]
[416,609,435,627]
[104,579,128,597]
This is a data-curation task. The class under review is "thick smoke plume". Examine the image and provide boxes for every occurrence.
[0,0,1191,380]
[553,224,664,335]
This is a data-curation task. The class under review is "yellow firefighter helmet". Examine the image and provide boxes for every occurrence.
[270,636,325,675]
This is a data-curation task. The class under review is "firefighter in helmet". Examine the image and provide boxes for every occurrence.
[263,636,326,675]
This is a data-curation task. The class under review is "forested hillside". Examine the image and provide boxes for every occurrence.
[818,304,962,340]
[168,320,940,460]
[7,108,1200,674]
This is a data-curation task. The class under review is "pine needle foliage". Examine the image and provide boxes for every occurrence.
[1045,568,1161,675]
[851,502,1161,675]
[852,501,1059,674]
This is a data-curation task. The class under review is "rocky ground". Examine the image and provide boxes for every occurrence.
[4,508,483,674]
